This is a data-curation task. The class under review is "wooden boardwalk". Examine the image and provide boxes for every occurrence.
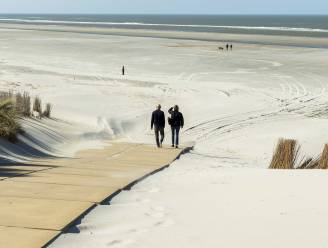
[0,142,192,248]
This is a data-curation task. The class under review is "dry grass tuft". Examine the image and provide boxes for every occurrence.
[43,103,52,118]
[269,138,300,169]
[0,91,13,102]
[0,91,32,117]
[297,156,320,169]
[317,144,328,169]
[33,96,42,118]
[0,91,54,141]
[15,92,31,117]
[0,99,23,142]
[0,91,52,119]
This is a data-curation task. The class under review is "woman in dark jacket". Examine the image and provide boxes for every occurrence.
[168,105,184,148]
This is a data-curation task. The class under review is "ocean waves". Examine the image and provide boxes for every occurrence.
[1,18,328,34]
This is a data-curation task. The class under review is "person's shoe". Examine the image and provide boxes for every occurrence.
[175,145,179,149]
[171,144,174,148]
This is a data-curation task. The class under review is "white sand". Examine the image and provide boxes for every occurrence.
[1,24,328,247]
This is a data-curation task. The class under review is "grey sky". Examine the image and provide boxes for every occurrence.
[1,0,327,14]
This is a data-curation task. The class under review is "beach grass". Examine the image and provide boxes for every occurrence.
[16,92,31,117]
[0,91,53,141]
[43,103,52,118]
[317,144,328,169]
[297,144,328,169]
[33,96,42,118]
[0,91,13,102]
[297,156,320,169]
[269,139,328,169]
[269,138,300,169]
[0,99,23,141]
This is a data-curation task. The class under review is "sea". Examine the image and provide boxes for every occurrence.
[0,14,328,38]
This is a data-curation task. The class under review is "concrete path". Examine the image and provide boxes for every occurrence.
[0,142,192,248]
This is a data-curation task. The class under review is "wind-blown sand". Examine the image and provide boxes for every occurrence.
[1,24,328,247]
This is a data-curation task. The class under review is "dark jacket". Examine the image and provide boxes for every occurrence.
[168,107,184,127]
[151,109,165,129]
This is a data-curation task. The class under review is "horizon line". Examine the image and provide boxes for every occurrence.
[0,13,327,16]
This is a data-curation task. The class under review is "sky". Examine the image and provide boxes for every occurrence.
[0,0,327,15]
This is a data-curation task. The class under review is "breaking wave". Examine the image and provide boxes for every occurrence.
[1,18,328,33]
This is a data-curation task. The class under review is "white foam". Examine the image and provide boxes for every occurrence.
[0,18,328,33]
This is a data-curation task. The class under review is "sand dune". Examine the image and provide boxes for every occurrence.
[0,118,106,163]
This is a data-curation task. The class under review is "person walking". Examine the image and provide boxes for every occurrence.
[122,66,125,75]
[151,104,165,148]
[168,105,184,148]
[226,44,229,51]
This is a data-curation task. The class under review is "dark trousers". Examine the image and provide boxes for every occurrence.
[154,126,165,147]
[171,126,181,146]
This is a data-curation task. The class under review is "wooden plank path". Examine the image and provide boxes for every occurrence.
[0,142,192,248]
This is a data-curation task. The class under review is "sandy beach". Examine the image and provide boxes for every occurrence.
[1,23,328,247]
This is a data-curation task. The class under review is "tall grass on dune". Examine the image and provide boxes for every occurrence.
[297,156,320,169]
[0,99,23,142]
[269,138,300,169]
[0,91,31,117]
[15,92,31,117]
[317,144,328,169]
[269,139,328,170]
[0,91,13,102]
[296,144,328,169]
[43,103,52,118]
[33,96,42,118]
[0,91,53,141]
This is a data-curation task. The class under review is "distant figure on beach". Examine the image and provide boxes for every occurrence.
[122,66,125,75]
[230,44,233,50]
[168,105,184,149]
[151,104,165,148]
[218,47,224,51]
[226,44,229,50]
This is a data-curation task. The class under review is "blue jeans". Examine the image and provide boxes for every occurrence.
[171,126,180,146]
[154,126,165,147]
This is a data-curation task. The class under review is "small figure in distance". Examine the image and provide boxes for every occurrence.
[218,47,224,51]
[230,44,233,50]
[122,66,125,76]
[168,105,184,149]
[226,44,229,51]
[151,104,165,148]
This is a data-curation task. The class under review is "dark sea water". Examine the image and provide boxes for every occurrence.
[0,14,328,38]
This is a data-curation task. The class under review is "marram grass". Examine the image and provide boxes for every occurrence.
[0,99,23,142]
[0,91,53,142]
[318,144,328,169]
[269,138,300,169]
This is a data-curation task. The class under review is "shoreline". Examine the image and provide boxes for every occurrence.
[1,23,328,48]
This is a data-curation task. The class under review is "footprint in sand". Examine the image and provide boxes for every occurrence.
[154,219,176,227]
[146,205,167,218]
[106,239,134,247]
[128,228,149,234]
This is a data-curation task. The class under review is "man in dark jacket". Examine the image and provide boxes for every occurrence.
[151,104,165,148]
[168,105,184,148]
